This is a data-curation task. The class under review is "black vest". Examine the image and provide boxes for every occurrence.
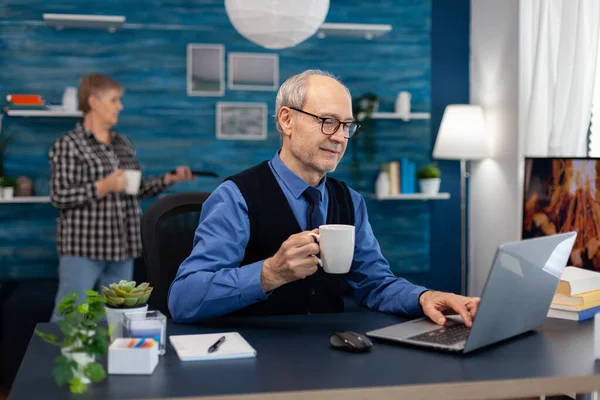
[227,161,355,316]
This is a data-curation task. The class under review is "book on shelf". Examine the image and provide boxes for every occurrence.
[6,94,44,105]
[547,303,600,321]
[556,266,600,296]
[552,289,600,306]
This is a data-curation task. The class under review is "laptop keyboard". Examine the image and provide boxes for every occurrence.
[407,323,471,346]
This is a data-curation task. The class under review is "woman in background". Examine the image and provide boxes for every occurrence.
[49,74,194,320]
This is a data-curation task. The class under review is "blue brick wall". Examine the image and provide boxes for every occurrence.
[0,0,434,280]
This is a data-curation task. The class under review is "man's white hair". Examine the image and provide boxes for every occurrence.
[274,69,351,134]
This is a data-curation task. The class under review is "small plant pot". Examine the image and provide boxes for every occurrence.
[2,187,13,199]
[419,178,441,195]
[61,350,95,384]
[104,304,148,342]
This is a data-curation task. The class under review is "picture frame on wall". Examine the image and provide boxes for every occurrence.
[187,44,225,96]
[216,102,267,140]
[228,53,279,91]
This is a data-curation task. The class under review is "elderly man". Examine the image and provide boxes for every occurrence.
[169,69,480,324]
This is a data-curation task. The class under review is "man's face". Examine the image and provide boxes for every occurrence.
[91,88,123,127]
[286,76,353,175]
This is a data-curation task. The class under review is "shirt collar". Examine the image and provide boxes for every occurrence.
[77,121,117,140]
[270,151,327,200]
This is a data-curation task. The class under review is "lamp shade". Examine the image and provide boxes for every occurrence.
[225,0,329,50]
[433,105,490,160]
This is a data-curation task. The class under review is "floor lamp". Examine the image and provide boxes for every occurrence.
[432,105,489,295]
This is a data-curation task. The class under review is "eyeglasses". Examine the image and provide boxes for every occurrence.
[289,107,360,139]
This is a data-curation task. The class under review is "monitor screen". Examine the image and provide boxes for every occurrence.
[523,157,599,270]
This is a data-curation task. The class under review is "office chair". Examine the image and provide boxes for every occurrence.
[141,192,210,318]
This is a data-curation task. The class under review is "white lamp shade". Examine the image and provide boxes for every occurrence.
[433,105,490,160]
[225,0,329,50]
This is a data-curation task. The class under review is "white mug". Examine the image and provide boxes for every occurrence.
[123,169,142,195]
[308,224,355,274]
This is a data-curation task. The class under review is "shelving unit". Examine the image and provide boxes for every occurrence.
[360,112,431,121]
[6,109,82,117]
[0,196,51,203]
[371,193,450,201]
[316,23,392,40]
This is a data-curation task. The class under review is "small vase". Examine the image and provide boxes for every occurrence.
[419,178,441,195]
[104,304,148,342]
[61,349,95,384]
[2,187,14,199]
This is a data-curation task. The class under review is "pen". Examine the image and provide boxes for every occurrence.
[207,335,226,353]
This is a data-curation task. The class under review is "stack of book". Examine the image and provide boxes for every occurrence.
[379,158,417,196]
[547,266,600,321]
[5,94,46,111]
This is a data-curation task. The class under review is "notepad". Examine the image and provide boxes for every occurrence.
[169,332,257,361]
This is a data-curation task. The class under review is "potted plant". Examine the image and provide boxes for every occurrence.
[351,92,380,184]
[416,163,441,195]
[35,290,109,394]
[102,280,153,341]
[1,176,16,199]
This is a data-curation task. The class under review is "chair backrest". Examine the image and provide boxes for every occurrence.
[141,192,210,317]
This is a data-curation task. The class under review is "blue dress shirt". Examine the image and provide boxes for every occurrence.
[168,153,428,322]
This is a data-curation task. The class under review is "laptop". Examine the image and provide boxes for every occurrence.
[366,232,577,353]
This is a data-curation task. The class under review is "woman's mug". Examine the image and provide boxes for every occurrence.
[308,224,355,274]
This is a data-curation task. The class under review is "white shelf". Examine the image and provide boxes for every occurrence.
[316,23,392,40]
[372,193,450,201]
[0,196,51,203]
[361,112,431,121]
[43,13,125,32]
[6,109,82,117]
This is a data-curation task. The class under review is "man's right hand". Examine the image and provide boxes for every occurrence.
[96,170,127,198]
[261,229,320,292]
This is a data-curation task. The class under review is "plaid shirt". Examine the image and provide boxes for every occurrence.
[49,122,168,261]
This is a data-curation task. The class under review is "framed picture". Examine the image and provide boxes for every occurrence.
[228,52,279,91]
[216,102,267,140]
[187,44,224,96]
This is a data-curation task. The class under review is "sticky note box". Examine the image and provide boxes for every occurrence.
[108,338,159,375]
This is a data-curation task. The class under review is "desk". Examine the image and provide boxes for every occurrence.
[10,312,600,399]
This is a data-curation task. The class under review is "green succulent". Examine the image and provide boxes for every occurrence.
[101,280,153,308]
[416,163,441,180]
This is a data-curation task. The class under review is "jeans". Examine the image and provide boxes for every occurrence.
[51,255,133,322]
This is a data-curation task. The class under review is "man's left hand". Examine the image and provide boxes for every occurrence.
[419,291,481,327]
[165,166,194,185]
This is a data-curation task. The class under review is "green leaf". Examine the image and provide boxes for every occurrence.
[70,377,88,394]
[86,295,107,304]
[57,292,78,315]
[84,290,99,297]
[88,302,106,321]
[102,286,116,298]
[35,330,59,345]
[106,296,125,306]
[52,356,73,387]
[77,303,90,314]
[84,362,106,383]
[123,297,138,307]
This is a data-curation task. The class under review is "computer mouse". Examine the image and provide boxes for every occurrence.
[329,331,373,353]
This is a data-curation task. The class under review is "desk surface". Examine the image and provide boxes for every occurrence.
[10,312,600,400]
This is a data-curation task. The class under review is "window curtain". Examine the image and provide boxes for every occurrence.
[520,0,600,157]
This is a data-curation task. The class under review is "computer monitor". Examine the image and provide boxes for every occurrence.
[522,157,599,271]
